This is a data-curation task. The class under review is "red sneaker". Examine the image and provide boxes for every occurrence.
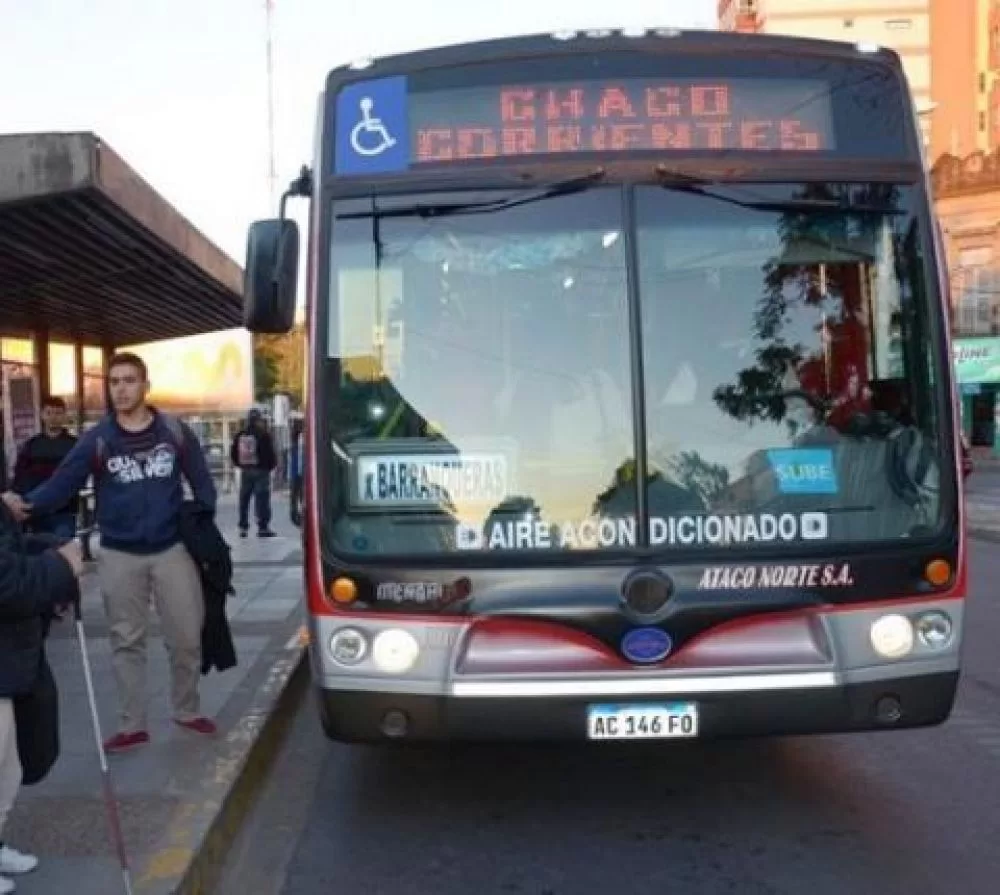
[103,731,150,753]
[174,717,217,736]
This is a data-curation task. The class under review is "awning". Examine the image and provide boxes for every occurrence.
[0,132,244,346]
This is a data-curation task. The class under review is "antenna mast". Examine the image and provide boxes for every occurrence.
[265,0,277,209]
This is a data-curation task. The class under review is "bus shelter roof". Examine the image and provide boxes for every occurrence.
[0,132,243,347]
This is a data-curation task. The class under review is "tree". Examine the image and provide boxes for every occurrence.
[484,496,544,531]
[591,459,706,519]
[253,351,279,402]
[253,325,305,405]
[667,451,730,505]
[712,182,902,436]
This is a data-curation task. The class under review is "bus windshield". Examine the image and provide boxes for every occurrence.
[322,181,944,557]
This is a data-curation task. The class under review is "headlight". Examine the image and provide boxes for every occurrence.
[915,611,953,650]
[329,628,367,665]
[372,628,421,674]
[870,614,914,659]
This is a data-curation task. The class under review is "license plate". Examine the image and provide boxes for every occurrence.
[586,702,699,740]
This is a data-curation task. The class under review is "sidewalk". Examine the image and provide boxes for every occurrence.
[4,491,308,895]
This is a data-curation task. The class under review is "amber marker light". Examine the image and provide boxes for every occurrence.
[924,559,952,587]
[331,577,358,604]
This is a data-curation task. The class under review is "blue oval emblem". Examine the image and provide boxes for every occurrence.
[621,627,672,664]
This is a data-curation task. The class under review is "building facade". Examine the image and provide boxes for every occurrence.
[928,0,1000,164]
[718,0,933,146]
[933,150,1000,452]
[718,0,1000,166]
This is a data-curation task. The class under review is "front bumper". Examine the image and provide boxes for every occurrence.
[310,595,964,743]
[316,671,960,742]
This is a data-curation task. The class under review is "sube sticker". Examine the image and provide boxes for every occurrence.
[766,448,838,495]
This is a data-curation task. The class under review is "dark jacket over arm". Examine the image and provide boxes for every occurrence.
[178,501,237,674]
[0,504,78,697]
[0,508,76,621]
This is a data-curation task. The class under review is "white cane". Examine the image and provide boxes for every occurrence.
[73,596,134,895]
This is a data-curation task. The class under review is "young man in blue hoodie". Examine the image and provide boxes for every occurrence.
[2,352,219,753]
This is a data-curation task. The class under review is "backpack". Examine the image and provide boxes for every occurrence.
[235,432,259,467]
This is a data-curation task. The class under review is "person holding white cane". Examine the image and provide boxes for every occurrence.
[0,497,83,893]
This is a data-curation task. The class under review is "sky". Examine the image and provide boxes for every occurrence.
[0,0,716,269]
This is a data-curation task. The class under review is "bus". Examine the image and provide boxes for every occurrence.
[243,28,966,744]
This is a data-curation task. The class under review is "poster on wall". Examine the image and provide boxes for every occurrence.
[2,365,39,483]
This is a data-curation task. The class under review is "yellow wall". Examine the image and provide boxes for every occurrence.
[124,328,253,415]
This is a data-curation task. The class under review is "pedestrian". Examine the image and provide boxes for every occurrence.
[0,495,84,894]
[12,396,79,539]
[230,408,277,538]
[1,351,219,753]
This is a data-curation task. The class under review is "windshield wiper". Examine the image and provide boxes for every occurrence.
[653,166,905,215]
[337,168,608,220]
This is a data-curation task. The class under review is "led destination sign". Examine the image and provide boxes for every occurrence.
[413,80,834,160]
[333,74,837,174]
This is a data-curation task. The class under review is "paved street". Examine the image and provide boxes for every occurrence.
[217,526,1000,895]
[964,460,1000,539]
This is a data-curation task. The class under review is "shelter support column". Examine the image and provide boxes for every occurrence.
[101,343,115,413]
[74,343,85,432]
[32,330,50,402]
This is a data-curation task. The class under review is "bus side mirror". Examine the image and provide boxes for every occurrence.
[244,219,299,333]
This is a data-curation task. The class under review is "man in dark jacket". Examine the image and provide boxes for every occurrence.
[0,501,83,893]
[12,396,79,539]
[230,408,277,538]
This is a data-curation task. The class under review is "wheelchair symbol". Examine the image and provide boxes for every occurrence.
[350,97,397,157]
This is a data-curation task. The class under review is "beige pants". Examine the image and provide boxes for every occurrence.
[98,543,204,734]
[0,699,21,840]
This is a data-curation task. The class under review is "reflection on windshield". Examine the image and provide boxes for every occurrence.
[637,182,941,547]
[326,188,637,554]
[322,182,943,557]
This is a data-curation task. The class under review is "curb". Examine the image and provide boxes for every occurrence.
[135,628,311,895]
